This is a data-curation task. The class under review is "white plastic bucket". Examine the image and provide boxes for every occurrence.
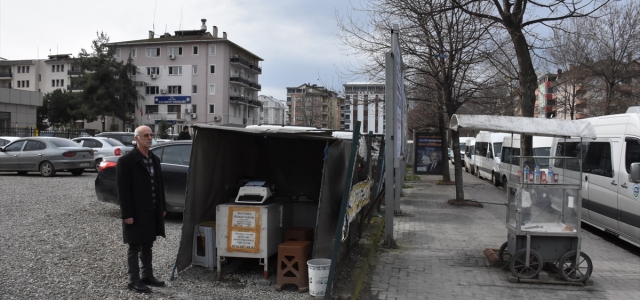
[307,258,331,296]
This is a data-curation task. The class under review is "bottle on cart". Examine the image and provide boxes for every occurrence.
[523,164,530,183]
[534,164,541,184]
[548,166,554,183]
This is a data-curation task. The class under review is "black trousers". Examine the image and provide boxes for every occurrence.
[127,242,154,280]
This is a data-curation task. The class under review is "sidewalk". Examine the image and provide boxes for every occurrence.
[359,172,640,300]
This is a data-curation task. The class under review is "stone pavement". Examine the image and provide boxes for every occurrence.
[365,169,640,300]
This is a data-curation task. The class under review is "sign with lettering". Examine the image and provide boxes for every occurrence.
[227,206,261,253]
[154,96,192,104]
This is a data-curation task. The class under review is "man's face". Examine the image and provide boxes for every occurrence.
[135,126,153,150]
[431,153,439,162]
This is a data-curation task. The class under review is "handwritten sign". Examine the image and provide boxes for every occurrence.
[231,231,256,249]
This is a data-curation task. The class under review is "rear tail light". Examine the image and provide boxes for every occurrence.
[98,161,117,172]
[114,148,122,156]
[63,152,76,157]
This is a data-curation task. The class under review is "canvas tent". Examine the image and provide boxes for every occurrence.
[175,124,356,273]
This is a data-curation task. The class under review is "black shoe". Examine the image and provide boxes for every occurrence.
[141,276,166,287]
[127,281,151,293]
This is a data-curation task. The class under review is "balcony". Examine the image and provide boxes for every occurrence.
[67,70,85,76]
[0,72,12,79]
[147,112,186,121]
[229,76,262,91]
[230,56,262,74]
[67,85,83,91]
[230,96,263,108]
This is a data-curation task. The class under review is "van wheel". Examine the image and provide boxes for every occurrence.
[470,166,475,175]
[501,176,508,189]
[476,167,482,179]
[492,173,500,186]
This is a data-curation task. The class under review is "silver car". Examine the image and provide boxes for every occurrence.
[0,137,94,177]
[71,137,134,171]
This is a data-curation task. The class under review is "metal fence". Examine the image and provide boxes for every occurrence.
[0,128,97,139]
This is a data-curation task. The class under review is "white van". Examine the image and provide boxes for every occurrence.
[474,131,509,183]
[464,138,475,173]
[550,107,640,247]
[498,135,553,188]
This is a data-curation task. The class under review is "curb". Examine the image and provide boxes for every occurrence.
[337,215,386,300]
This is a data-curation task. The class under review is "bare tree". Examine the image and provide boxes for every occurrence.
[547,2,640,117]
[338,0,499,201]
[448,0,611,155]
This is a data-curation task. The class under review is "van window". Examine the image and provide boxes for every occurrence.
[555,142,583,171]
[556,141,613,177]
[533,147,551,167]
[502,147,521,165]
[583,142,613,177]
[493,142,503,158]
[625,138,640,173]
[476,142,488,157]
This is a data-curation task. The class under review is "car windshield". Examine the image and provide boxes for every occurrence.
[50,138,81,147]
[533,147,551,167]
[102,139,125,147]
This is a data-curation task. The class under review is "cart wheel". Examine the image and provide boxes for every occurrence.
[558,251,593,282]
[498,242,510,268]
[509,249,543,279]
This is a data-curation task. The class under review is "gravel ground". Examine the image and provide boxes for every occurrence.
[0,172,324,299]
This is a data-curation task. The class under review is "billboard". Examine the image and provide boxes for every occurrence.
[414,131,443,175]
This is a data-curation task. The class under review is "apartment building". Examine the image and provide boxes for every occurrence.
[258,95,286,125]
[285,83,341,129]
[0,55,79,129]
[534,73,558,119]
[109,18,263,132]
[343,82,385,134]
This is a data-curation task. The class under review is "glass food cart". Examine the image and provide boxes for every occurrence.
[499,155,593,282]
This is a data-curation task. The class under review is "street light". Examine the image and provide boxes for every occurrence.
[100,115,105,132]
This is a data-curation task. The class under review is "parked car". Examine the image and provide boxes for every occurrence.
[95,131,159,146]
[0,136,19,147]
[71,137,134,171]
[0,137,94,176]
[94,140,192,212]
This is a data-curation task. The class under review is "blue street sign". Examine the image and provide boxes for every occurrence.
[154,96,191,104]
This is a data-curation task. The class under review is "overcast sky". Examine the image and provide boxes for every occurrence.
[0,0,367,100]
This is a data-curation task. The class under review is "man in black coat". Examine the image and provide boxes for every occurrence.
[176,125,191,140]
[117,126,167,293]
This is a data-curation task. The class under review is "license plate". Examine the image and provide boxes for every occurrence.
[80,163,90,167]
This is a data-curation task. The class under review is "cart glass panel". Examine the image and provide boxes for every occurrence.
[506,156,582,235]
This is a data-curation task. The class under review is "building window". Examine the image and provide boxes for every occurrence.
[146,105,159,114]
[168,46,183,56]
[192,46,198,55]
[192,85,197,93]
[168,66,182,75]
[191,105,197,113]
[51,80,55,87]
[145,86,159,95]
[192,65,197,75]
[168,86,182,94]
[57,65,61,72]
[131,48,137,58]
[146,47,161,57]
[209,65,215,74]
[209,104,215,114]
[39,74,41,81]
[146,67,160,76]
[209,85,215,94]
[51,65,55,72]
[115,48,121,58]
[60,79,63,87]
[17,81,21,87]
[209,44,216,55]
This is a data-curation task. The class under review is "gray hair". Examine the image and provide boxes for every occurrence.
[134,126,150,137]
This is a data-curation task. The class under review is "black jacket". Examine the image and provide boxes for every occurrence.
[117,147,166,244]
[177,131,191,140]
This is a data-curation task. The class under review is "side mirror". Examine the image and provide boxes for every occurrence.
[0,147,4,152]
[630,163,640,182]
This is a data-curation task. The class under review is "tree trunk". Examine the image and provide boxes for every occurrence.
[508,26,537,157]
[450,129,465,201]
[438,109,451,182]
